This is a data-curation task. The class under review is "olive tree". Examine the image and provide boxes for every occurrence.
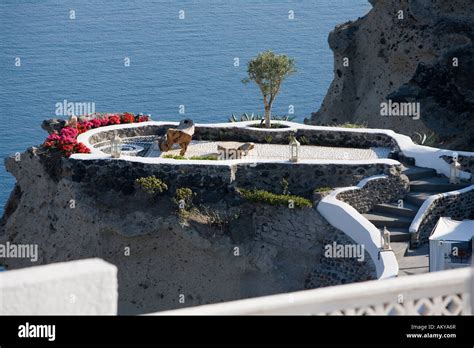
[242,50,296,128]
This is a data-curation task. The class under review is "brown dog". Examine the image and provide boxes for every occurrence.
[158,128,192,156]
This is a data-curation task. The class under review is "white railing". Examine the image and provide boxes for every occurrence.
[0,258,118,315]
[154,267,473,315]
[410,185,474,235]
[317,175,399,279]
[72,121,474,181]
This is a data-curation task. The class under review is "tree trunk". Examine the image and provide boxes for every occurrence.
[264,105,271,128]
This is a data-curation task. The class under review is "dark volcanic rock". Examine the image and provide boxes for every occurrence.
[306,0,474,151]
[41,118,67,134]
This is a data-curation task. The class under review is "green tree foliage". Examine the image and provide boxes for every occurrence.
[242,50,296,128]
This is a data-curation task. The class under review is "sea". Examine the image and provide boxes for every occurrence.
[0,0,371,214]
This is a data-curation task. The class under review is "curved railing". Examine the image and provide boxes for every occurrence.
[317,175,399,279]
[72,121,474,183]
[154,268,472,315]
[409,185,474,244]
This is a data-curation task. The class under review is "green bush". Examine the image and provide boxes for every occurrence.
[298,135,310,145]
[313,186,332,193]
[174,187,195,208]
[228,112,296,122]
[189,155,218,160]
[264,135,273,143]
[413,132,439,147]
[334,122,367,128]
[249,122,286,129]
[280,178,289,195]
[135,176,168,196]
[162,154,186,160]
[162,154,218,160]
[239,188,312,208]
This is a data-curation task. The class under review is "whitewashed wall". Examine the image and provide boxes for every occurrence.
[72,121,474,182]
[155,267,472,315]
[0,258,118,315]
[317,175,399,279]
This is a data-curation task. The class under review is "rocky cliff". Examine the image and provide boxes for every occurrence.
[0,149,376,314]
[306,0,474,151]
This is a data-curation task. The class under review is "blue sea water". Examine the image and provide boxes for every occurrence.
[0,0,371,214]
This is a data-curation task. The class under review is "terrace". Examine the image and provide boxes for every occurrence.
[2,115,472,314]
[73,120,400,163]
[63,118,473,281]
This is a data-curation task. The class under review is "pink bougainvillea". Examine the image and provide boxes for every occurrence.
[42,112,151,157]
[107,115,121,125]
[77,121,93,134]
[90,118,102,128]
[43,126,90,157]
[121,112,135,123]
[138,115,150,122]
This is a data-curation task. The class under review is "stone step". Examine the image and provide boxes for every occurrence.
[386,227,411,242]
[405,192,439,206]
[373,202,419,218]
[362,212,412,229]
[410,177,470,192]
[391,241,410,257]
[402,166,437,181]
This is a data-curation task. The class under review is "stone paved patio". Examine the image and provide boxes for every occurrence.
[145,140,391,160]
[392,242,429,276]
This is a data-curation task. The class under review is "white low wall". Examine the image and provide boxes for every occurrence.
[0,258,118,315]
[410,185,474,234]
[154,267,472,315]
[72,121,474,181]
[317,175,399,279]
[393,133,473,181]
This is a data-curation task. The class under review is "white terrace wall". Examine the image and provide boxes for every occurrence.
[318,175,401,279]
[440,154,474,182]
[0,258,118,315]
[68,121,406,200]
[81,121,400,150]
[73,121,474,182]
[155,267,473,315]
[410,185,474,246]
[391,133,473,181]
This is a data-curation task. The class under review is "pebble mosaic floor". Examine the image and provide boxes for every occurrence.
[96,137,391,161]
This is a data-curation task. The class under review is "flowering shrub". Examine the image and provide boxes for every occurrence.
[76,121,93,134]
[60,126,78,140]
[138,115,150,122]
[42,112,150,157]
[121,112,135,123]
[43,126,90,157]
[100,117,110,127]
[90,118,102,128]
[107,115,121,125]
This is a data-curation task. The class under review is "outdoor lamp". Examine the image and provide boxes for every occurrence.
[110,132,123,158]
[449,154,461,184]
[289,134,300,162]
[381,226,391,251]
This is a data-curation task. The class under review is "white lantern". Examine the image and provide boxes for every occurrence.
[110,132,122,158]
[381,226,391,251]
[449,153,461,184]
[289,135,300,162]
